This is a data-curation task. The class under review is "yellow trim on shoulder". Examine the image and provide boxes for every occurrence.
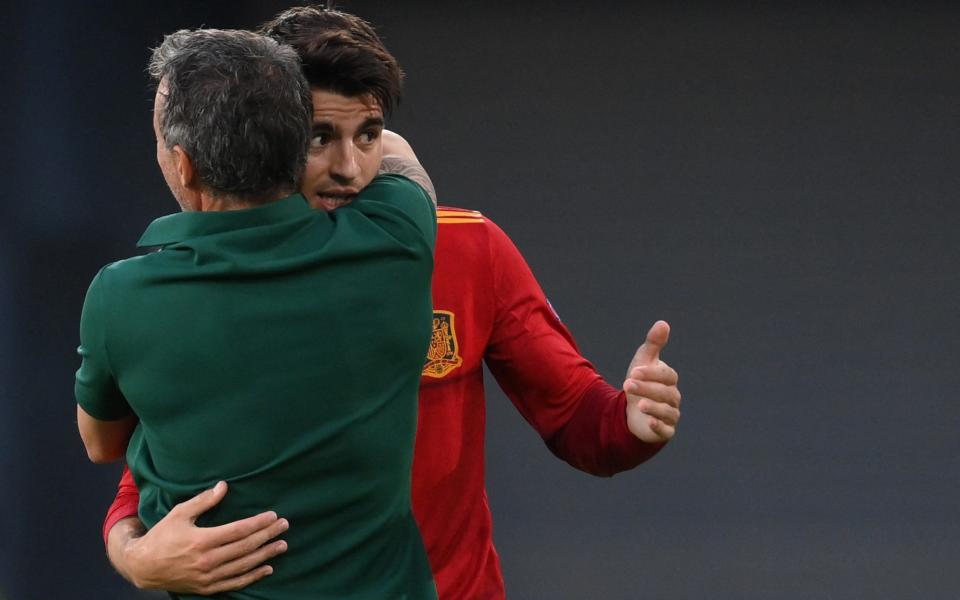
[437,217,486,224]
[437,209,482,218]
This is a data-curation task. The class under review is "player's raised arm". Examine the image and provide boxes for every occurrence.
[483,219,681,475]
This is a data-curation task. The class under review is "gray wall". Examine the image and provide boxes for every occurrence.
[3,2,958,599]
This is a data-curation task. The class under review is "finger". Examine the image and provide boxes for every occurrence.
[199,564,274,596]
[207,517,289,565]
[635,397,680,426]
[624,380,681,408]
[210,538,288,582]
[649,418,676,440]
[629,362,679,386]
[201,511,282,547]
[170,481,229,523]
[631,320,670,366]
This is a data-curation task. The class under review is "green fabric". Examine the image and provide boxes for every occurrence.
[76,175,438,599]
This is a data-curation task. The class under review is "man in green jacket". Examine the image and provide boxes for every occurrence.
[75,27,437,599]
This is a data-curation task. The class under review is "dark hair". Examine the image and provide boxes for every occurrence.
[258,6,403,115]
[148,28,312,203]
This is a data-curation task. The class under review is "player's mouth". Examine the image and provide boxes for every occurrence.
[311,190,359,211]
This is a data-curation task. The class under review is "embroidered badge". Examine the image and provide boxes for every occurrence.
[422,310,463,378]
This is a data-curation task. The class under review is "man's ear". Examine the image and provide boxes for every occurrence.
[170,145,205,212]
[171,145,197,191]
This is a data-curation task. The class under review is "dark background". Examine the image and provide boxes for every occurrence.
[2,1,958,599]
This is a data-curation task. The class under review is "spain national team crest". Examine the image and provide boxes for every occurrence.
[422,310,463,378]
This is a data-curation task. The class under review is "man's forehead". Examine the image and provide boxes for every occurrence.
[311,89,383,122]
[153,79,170,116]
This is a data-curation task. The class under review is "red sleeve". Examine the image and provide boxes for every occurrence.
[546,380,665,476]
[102,465,140,546]
[482,219,663,476]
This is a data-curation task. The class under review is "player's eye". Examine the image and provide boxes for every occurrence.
[359,130,380,144]
[310,133,331,149]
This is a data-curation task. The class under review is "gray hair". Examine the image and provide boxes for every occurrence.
[149,29,312,203]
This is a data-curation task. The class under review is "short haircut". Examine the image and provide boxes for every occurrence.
[148,28,313,203]
[259,6,403,115]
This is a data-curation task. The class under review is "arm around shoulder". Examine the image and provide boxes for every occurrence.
[379,130,437,205]
[359,172,437,254]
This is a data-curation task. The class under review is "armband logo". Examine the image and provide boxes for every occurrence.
[422,310,463,378]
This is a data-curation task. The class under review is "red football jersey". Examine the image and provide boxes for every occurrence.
[103,207,663,600]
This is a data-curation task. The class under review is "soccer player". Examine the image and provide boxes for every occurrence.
[100,8,682,600]
[76,28,438,599]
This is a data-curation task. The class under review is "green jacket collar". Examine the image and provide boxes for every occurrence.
[137,194,311,247]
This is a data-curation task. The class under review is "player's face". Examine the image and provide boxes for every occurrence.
[153,83,191,212]
[302,89,384,211]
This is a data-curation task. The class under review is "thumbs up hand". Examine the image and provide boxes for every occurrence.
[623,320,682,443]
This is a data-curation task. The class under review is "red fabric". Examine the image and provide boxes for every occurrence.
[546,379,666,477]
[102,466,139,544]
[102,207,664,600]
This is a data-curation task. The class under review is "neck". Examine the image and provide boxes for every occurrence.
[193,188,291,212]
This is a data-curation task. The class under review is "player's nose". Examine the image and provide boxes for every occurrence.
[330,143,361,181]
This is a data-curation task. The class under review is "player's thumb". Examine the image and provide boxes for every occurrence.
[633,320,670,366]
[178,481,229,522]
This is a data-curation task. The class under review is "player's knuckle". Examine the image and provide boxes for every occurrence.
[195,556,215,573]
[225,524,245,540]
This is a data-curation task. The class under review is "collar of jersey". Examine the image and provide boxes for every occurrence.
[137,193,311,247]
